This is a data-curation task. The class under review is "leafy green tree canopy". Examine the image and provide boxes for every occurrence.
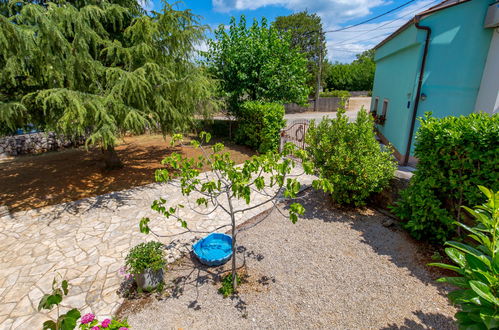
[204,15,310,114]
[324,49,375,91]
[273,11,326,94]
[0,0,217,167]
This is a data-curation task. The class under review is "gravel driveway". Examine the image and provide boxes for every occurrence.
[118,190,457,329]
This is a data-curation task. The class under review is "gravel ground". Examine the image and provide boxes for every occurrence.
[118,190,457,329]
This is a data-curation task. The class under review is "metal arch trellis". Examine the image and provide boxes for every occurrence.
[279,119,310,152]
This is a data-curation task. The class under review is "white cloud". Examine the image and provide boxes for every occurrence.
[213,0,386,23]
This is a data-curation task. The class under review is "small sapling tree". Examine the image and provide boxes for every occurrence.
[139,132,331,291]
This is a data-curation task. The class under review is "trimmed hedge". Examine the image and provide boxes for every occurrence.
[235,101,285,153]
[319,90,351,98]
[392,113,499,242]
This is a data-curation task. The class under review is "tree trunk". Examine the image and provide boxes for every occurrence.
[102,145,123,170]
[226,191,238,291]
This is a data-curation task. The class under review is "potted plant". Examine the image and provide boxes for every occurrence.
[125,241,166,291]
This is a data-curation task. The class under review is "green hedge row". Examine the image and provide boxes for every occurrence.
[392,113,499,242]
[319,90,351,98]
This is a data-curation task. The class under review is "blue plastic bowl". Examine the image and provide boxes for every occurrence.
[192,233,233,266]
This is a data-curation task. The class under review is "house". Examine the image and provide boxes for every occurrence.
[370,0,499,165]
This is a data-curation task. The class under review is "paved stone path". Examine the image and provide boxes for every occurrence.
[0,166,314,329]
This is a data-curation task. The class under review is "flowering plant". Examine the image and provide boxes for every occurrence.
[79,314,130,330]
[38,276,130,330]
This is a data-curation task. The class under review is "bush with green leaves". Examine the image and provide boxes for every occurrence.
[429,186,498,329]
[306,108,397,206]
[235,101,285,153]
[125,241,166,275]
[319,90,351,98]
[392,113,499,242]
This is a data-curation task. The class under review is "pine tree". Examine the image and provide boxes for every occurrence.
[0,0,217,168]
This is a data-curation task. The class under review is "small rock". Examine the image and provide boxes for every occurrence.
[382,219,394,227]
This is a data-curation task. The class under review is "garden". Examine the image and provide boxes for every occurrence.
[0,0,498,329]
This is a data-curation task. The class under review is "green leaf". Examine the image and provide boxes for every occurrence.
[42,320,56,330]
[469,281,499,306]
[61,280,68,296]
[139,217,150,234]
[428,262,462,273]
[436,276,470,288]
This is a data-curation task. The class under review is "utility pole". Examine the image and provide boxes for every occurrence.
[314,34,323,112]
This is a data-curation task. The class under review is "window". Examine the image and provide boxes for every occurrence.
[372,97,379,113]
[381,99,388,117]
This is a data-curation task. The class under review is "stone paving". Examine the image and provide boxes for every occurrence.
[0,166,314,329]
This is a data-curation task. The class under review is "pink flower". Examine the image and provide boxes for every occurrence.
[81,313,95,324]
[119,328,129,330]
[91,327,100,330]
[101,319,111,328]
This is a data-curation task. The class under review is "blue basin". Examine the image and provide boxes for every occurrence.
[192,233,233,266]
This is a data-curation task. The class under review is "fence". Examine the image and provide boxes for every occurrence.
[280,119,310,152]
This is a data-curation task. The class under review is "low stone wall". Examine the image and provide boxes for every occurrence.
[0,132,85,157]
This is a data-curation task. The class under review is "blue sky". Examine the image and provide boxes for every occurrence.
[147,0,440,63]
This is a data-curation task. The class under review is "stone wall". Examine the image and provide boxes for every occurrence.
[0,132,85,157]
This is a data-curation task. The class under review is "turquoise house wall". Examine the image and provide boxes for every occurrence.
[371,25,422,156]
[372,0,493,157]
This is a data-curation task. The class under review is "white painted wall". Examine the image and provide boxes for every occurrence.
[475,28,499,114]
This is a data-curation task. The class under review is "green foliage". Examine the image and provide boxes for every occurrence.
[125,241,166,275]
[235,101,285,153]
[392,113,499,242]
[319,90,351,98]
[324,50,375,91]
[429,186,499,329]
[306,107,397,206]
[273,11,326,94]
[204,15,310,114]
[0,0,217,147]
[218,273,242,297]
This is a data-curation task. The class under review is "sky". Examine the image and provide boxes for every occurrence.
[146,0,441,63]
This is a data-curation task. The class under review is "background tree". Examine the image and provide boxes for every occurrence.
[204,15,310,115]
[0,0,218,168]
[324,49,375,91]
[273,11,326,97]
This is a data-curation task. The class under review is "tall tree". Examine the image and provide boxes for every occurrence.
[0,0,217,168]
[204,15,310,115]
[273,11,326,96]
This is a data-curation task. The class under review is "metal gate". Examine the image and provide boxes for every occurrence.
[280,119,310,151]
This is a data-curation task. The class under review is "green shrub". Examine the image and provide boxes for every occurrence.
[125,241,166,275]
[235,101,285,153]
[319,90,351,98]
[429,186,498,329]
[392,113,499,242]
[218,273,242,297]
[306,108,397,206]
